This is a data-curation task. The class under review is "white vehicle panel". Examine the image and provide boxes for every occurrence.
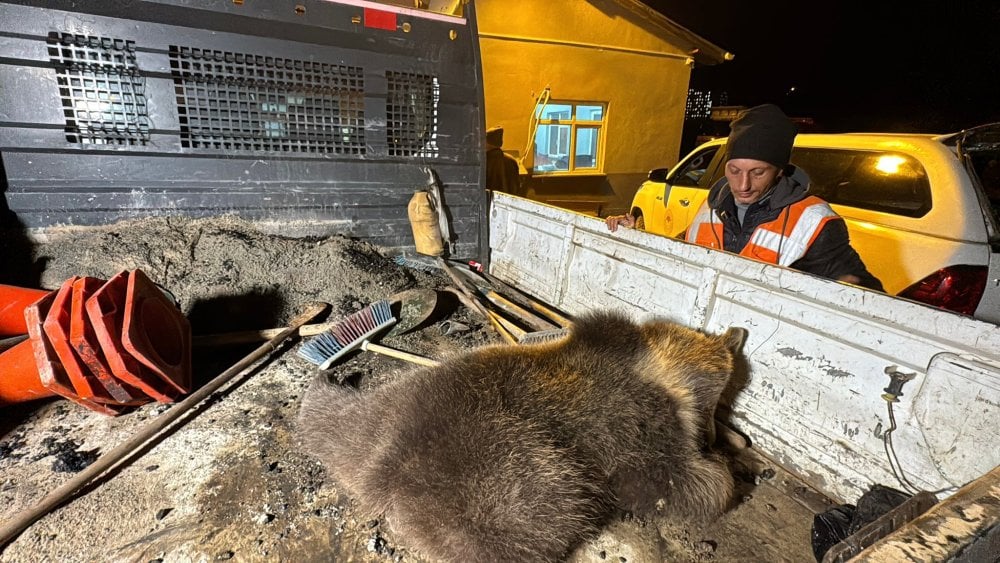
[489,193,1000,502]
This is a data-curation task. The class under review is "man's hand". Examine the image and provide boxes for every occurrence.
[605,214,636,232]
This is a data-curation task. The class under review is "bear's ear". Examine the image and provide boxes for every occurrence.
[720,327,748,355]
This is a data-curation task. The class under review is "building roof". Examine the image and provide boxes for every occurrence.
[624,0,734,65]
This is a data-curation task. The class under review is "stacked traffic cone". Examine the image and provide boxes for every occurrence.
[0,269,191,415]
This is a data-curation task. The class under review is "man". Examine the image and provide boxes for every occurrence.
[485,126,521,195]
[607,104,883,291]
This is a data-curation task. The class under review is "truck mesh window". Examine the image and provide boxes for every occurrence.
[386,72,439,157]
[169,46,365,154]
[47,32,150,145]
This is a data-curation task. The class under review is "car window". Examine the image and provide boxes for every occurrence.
[962,145,1000,227]
[668,146,721,188]
[791,148,932,218]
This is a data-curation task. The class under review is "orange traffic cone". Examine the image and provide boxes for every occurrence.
[0,284,50,337]
[0,339,54,406]
[0,270,191,415]
[85,271,178,403]
[24,290,120,415]
[0,284,55,406]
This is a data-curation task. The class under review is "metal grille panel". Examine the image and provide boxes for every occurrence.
[47,32,150,145]
[169,46,366,153]
[386,71,439,157]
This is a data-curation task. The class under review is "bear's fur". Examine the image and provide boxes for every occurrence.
[296,310,745,562]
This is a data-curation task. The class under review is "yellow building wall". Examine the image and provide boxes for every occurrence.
[476,0,695,215]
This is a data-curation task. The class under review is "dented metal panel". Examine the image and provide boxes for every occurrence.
[489,194,1000,503]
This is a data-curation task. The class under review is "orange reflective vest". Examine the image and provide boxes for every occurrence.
[685,196,839,267]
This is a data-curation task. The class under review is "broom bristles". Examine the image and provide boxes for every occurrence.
[297,300,396,369]
[517,327,570,345]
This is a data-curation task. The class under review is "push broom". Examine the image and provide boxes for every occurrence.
[296,299,438,369]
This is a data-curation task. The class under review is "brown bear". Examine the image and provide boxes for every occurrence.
[296,310,746,562]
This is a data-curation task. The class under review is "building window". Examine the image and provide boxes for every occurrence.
[533,101,605,173]
[686,89,713,119]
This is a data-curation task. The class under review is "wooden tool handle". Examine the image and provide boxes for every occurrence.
[487,310,527,341]
[361,341,440,367]
[484,291,557,331]
[524,300,572,328]
[437,258,517,344]
[481,270,573,328]
[449,262,558,331]
[0,301,329,548]
[193,322,336,347]
[483,311,518,344]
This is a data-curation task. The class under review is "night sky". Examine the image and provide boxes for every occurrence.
[648,1,1000,133]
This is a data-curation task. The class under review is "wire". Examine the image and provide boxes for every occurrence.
[882,401,922,495]
[709,208,723,249]
[709,179,727,250]
[521,86,551,167]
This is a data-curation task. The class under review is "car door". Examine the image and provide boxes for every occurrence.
[660,144,724,237]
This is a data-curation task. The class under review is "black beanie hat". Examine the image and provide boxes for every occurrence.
[726,104,797,168]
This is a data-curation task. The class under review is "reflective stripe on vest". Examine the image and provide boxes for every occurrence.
[686,204,724,249]
[686,196,838,266]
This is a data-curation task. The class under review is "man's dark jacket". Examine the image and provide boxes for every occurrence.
[705,165,884,291]
[486,148,520,195]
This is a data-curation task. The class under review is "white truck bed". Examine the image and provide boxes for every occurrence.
[487,193,1000,505]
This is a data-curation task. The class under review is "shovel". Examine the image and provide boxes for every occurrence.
[193,289,438,347]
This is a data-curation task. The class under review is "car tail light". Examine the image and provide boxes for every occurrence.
[897,265,988,316]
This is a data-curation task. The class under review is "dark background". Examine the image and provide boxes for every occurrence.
[649,0,1000,133]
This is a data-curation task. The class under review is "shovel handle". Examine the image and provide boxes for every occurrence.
[524,300,572,329]
[479,270,573,328]
[487,310,527,341]
[193,322,336,347]
[483,291,557,331]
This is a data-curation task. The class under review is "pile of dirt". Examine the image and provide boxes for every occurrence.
[0,216,813,562]
[28,215,440,333]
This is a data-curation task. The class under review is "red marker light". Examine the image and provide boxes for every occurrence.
[364,8,397,31]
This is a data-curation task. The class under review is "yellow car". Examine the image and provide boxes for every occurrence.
[628,126,1000,323]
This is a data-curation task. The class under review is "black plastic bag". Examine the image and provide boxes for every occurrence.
[811,503,856,561]
[811,484,913,561]
[849,484,912,535]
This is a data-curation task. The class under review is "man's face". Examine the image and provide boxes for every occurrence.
[725,158,782,205]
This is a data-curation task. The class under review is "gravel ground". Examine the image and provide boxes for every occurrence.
[0,216,818,562]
